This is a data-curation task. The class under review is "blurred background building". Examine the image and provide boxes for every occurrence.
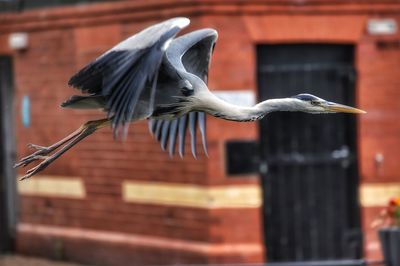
[1,0,400,265]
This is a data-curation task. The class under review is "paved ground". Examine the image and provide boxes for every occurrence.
[0,255,86,266]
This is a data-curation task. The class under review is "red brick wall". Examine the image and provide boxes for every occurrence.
[1,1,400,265]
[358,26,400,258]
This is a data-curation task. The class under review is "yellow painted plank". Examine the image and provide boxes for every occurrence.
[360,183,400,207]
[122,181,261,208]
[18,175,86,199]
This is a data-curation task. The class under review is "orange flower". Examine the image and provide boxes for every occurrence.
[395,197,400,206]
[389,197,400,206]
[372,197,400,228]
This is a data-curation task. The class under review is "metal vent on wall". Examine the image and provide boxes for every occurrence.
[225,140,259,176]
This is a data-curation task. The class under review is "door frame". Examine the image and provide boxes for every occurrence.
[0,56,17,252]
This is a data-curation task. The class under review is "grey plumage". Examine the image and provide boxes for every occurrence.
[64,17,214,157]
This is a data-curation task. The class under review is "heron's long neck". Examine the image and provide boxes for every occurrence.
[197,92,296,122]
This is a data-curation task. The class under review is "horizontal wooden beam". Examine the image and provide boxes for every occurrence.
[122,181,262,209]
[360,182,400,207]
[18,175,85,199]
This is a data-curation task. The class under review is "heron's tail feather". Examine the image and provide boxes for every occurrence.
[61,95,106,110]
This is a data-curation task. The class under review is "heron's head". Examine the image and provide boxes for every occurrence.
[289,93,366,114]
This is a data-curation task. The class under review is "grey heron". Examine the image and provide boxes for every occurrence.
[15,17,365,180]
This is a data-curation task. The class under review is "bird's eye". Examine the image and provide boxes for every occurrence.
[310,100,319,106]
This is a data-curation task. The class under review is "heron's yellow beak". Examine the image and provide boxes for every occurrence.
[324,102,366,114]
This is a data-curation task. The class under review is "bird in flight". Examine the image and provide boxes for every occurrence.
[15,17,365,180]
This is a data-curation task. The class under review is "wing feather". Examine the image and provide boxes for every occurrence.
[68,18,189,138]
[178,115,188,158]
[149,112,207,158]
[160,120,170,151]
[155,120,164,141]
[188,112,197,158]
[165,28,218,83]
[198,112,208,156]
[148,119,157,136]
[168,119,179,156]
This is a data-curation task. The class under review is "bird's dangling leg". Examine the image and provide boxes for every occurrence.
[15,128,87,168]
[15,118,111,180]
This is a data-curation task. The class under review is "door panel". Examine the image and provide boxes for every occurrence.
[257,45,361,262]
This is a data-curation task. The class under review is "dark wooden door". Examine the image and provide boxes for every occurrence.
[257,44,362,262]
[0,56,16,252]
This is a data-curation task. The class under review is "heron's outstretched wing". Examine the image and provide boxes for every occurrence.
[148,29,218,158]
[166,28,217,83]
[67,17,189,137]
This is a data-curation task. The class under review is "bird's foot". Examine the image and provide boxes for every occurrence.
[14,155,48,168]
[19,157,52,181]
[27,143,50,152]
[15,143,57,180]
[15,118,111,180]
[14,143,52,168]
